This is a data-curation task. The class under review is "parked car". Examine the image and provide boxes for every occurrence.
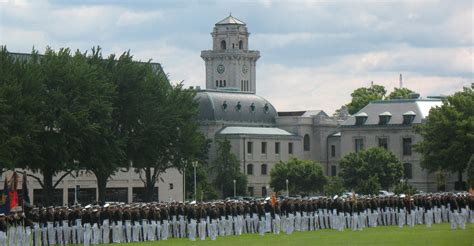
[379,190,395,196]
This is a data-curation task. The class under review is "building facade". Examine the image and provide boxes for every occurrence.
[196,15,458,197]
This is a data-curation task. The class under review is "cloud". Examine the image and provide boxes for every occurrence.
[1,0,472,116]
[257,63,470,114]
[116,10,163,26]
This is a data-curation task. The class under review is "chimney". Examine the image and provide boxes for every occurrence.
[399,74,403,88]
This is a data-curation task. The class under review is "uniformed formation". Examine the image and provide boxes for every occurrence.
[0,192,472,245]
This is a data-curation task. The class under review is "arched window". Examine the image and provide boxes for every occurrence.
[261,164,267,175]
[404,163,412,179]
[220,40,226,50]
[304,134,310,151]
[239,40,243,49]
[247,164,254,175]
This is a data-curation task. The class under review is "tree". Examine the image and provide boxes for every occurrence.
[0,47,43,176]
[323,176,345,196]
[346,84,386,115]
[10,47,118,206]
[270,157,326,195]
[77,47,125,204]
[393,181,417,195]
[467,155,474,189]
[339,147,403,193]
[387,87,414,99]
[358,175,382,195]
[415,85,474,189]
[212,138,247,198]
[184,139,217,201]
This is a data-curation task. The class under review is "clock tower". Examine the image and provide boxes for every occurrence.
[201,14,260,94]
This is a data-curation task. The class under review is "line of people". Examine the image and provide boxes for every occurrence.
[0,192,472,245]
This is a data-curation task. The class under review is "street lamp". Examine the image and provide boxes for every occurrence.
[192,161,198,201]
[233,179,236,197]
[285,179,289,197]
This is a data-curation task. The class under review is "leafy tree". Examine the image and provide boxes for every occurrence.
[358,175,382,195]
[0,47,43,176]
[346,84,386,115]
[415,85,474,188]
[212,138,247,198]
[393,181,417,195]
[76,47,125,203]
[387,87,414,99]
[339,147,403,192]
[467,155,474,189]
[270,157,327,195]
[323,176,345,196]
[6,47,118,206]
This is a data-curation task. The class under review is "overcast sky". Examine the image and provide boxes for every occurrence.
[1,0,472,114]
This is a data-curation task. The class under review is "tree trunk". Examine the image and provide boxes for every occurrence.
[96,173,108,205]
[458,171,463,183]
[143,167,155,202]
[42,169,54,206]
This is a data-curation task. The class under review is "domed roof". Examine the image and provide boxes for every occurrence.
[195,90,277,125]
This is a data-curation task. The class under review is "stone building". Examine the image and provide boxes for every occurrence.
[196,15,457,196]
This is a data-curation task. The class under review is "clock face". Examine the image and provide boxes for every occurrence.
[242,64,248,74]
[217,64,225,74]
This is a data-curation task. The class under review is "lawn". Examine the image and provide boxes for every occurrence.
[98,223,474,246]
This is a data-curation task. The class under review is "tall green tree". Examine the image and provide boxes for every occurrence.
[0,47,43,176]
[323,176,345,196]
[346,84,386,115]
[212,138,247,198]
[270,157,326,195]
[12,47,117,205]
[415,85,474,188]
[184,139,216,201]
[76,47,124,204]
[386,87,414,99]
[339,147,403,193]
[467,155,474,189]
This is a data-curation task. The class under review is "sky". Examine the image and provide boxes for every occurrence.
[1,0,472,114]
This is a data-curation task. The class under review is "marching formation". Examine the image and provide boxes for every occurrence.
[0,193,473,245]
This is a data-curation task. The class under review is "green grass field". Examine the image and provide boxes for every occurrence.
[98,223,474,246]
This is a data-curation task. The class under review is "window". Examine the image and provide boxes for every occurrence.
[331,145,336,157]
[261,164,268,175]
[288,142,293,154]
[261,142,267,154]
[303,134,310,151]
[247,142,253,154]
[404,163,413,179]
[216,80,218,87]
[232,43,235,49]
[239,40,243,49]
[355,138,364,153]
[247,164,254,175]
[378,112,392,125]
[220,40,226,50]
[331,165,337,176]
[355,112,368,125]
[247,186,254,196]
[169,183,174,190]
[403,111,416,124]
[223,80,226,87]
[378,138,388,149]
[403,138,412,156]
[275,142,280,154]
[261,186,267,197]
[219,80,222,87]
